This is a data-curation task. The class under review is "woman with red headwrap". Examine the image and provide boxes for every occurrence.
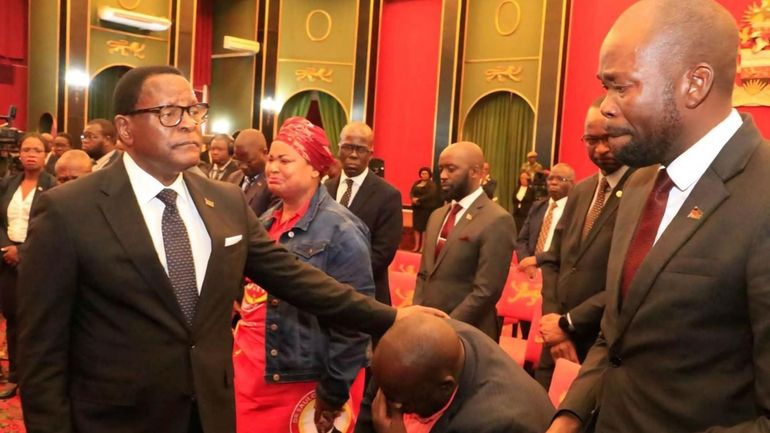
[233,117,374,433]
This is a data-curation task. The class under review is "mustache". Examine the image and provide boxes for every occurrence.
[605,124,633,137]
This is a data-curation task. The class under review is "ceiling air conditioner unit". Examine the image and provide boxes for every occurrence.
[98,6,172,32]
[223,36,261,54]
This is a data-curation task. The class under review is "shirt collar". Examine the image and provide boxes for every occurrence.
[340,167,369,186]
[455,186,485,210]
[601,165,630,190]
[123,152,189,206]
[549,195,568,208]
[665,109,742,192]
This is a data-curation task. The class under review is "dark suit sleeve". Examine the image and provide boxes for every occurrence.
[557,331,609,422]
[515,205,537,260]
[567,291,606,334]
[17,192,76,433]
[369,186,402,278]
[539,224,563,315]
[450,212,515,325]
[242,201,397,337]
[0,177,13,247]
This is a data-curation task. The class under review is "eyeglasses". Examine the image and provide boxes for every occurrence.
[81,133,102,141]
[547,175,572,183]
[124,103,209,127]
[581,135,610,146]
[339,143,371,155]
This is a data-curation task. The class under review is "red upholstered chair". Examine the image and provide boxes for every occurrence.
[388,271,417,308]
[389,250,422,275]
[498,297,543,368]
[548,358,582,407]
[496,265,542,333]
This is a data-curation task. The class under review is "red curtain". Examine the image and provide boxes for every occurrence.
[193,0,213,91]
[0,0,28,64]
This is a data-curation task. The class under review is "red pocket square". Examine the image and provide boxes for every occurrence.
[459,235,471,241]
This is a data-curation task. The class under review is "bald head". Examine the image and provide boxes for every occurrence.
[372,316,463,417]
[55,149,93,184]
[438,141,485,201]
[233,129,267,177]
[608,0,738,95]
[340,122,373,147]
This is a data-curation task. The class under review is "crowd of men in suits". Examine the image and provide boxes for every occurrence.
[3,0,770,431]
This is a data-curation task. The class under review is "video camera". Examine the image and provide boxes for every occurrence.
[0,105,22,153]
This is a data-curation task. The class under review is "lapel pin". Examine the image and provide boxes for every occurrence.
[615,190,623,198]
[465,213,473,221]
[37,186,43,191]
[205,198,215,208]
[687,206,702,220]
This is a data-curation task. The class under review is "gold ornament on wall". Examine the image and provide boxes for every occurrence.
[485,66,523,82]
[117,0,141,10]
[495,0,521,36]
[107,40,147,59]
[295,67,333,83]
[735,0,770,105]
[305,10,332,42]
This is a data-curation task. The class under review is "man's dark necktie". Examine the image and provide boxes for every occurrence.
[340,178,354,207]
[620,169,675,299]
[582,177,610,240]
[435,203,463,259]
[156,188,199,326]
[534,201,558,254]
[242,175,255,192]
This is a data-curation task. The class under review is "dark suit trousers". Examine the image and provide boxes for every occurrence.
[0,260,18,382]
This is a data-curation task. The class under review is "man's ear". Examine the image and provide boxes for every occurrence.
[681,64,714,109]
[114,115,133,147]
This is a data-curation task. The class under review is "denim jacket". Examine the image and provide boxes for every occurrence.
[258,186,375,407]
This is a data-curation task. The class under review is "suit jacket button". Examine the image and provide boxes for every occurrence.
[270,349,278,357]
[288,231,295,238]
[271,299,279,306]
[272,374,280,381]
[609,355,622,367]
[270,323,278,331]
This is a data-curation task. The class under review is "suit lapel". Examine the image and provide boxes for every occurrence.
[97,160,190,328]
[432,194,487,272]
[423,204,448,273]
[348,172,375,214]
[183,173,229,328]
[613,116,762,342]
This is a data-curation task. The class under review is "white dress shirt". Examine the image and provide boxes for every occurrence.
[436,187,484,247]
[94,149,118,171]
[655,109,742,243]
[124,152,211,293]
[587,166,630,210]
[336,168,369,205]
[6,185,36,243]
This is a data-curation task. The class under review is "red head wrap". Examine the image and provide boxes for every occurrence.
[274,117,335,176]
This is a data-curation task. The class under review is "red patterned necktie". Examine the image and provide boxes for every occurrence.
[582,177,610,240]
[620,169,675,299]
[534,201,558,254]
[435,203,463,259]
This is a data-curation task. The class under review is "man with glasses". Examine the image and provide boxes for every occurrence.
[516,163,575,278]
[81,118,121,170]
[325,122,402,305]
[532,97,633,390]
[17,66,441,433]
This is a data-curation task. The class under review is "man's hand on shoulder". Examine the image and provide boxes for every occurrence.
[395,305,448,322]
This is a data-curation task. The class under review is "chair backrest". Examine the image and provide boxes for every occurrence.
[548,358,581,407]
[389,250,422,275]
[388,271,417,308]
[496,265,542,322]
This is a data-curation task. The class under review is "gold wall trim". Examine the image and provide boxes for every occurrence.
[278,58,354,66]
[212,52,256,59]
[259,0,270,130]
[531,0,548,156]
[371,0,384,131]
[90,25,168,42]
[465,55,539,63]
[305,9,332,42]
[117,0,141,10]
[495,0,521,36]
[549,0,568,161]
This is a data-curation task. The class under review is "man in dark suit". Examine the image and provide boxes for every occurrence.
[325,122,402,305]
[515,163,574,274]
[206,134,238,181]
[17,66,440,433]
[533,97,633,389]
[227,128,274,217]
[547,2,770,433]
[357,315,553,433]
[415,142,515,341]
[82,118,122,170]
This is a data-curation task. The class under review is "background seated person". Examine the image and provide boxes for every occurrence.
[233,117,375,433]
[356,316,554,433]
